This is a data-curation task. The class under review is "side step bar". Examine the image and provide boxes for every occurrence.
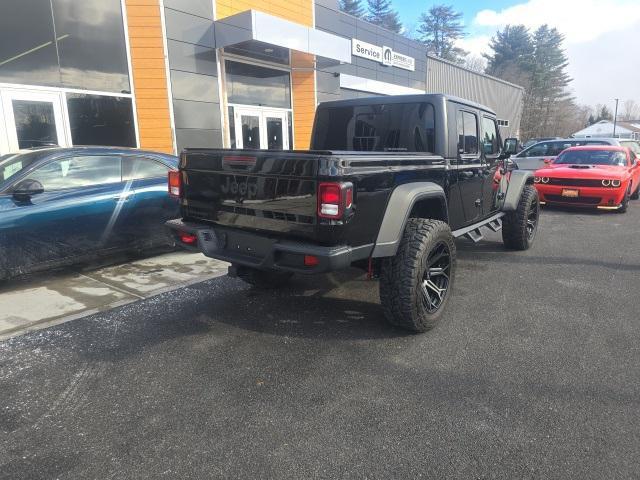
[451,213,505,243]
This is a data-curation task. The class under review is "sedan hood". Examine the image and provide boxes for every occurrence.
[535,164,627,179]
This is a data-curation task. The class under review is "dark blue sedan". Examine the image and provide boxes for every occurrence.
[0,147,179,280]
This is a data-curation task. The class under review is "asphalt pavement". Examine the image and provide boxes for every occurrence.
[1,204,639,479]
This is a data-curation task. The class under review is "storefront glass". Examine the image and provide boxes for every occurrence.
[225,60,291,109]
[0,0,130,93]
[66,93,136,147]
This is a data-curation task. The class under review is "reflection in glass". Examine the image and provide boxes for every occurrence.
[52,0,130,92]
[241,115,260,149]
[266,117,284,150]
[12,100,59,149]
[0,0,130,92]
[312,103,436,153]
[0,0,61,86]
[66,94,136,147]
[122,157,169,180]
[29,155,121,191]
[226,61,291,109]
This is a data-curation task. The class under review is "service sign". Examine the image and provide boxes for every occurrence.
[351,38,415,72]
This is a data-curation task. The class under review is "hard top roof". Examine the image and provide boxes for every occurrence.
[318,93,496,116]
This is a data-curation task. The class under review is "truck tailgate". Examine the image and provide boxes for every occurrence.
[180,150,321,238]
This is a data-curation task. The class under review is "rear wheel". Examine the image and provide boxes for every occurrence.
[502,185,539,250]
[235,266,293,289]
[379,218,456,333]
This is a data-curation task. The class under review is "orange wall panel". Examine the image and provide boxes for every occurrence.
[124,0,174,154]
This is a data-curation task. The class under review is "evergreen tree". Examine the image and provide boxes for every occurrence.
[597,105,613,121]
[367,0,403,33]
[339,0,365,18]
[484,25,534,82]
[417,5,467,63]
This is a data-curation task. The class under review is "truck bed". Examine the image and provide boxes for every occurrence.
[179,148,446,247]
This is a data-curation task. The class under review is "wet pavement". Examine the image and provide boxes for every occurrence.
[1,205,639,479]
[0,252,228,339]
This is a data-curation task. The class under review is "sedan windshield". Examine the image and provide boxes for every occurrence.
[554,150,627,166]
[0,151,50,185]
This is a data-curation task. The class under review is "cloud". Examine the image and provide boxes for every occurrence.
[464,0,640,106]
[474,0,640,44]
[456,34,492,57]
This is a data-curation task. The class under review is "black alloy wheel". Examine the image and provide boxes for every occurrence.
[420,241,452,313]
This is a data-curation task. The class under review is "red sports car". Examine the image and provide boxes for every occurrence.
[533,146,640,212]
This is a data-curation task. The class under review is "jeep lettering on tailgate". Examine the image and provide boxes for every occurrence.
[220,176,258,200]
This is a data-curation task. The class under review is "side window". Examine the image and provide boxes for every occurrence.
[522,142,549,157]
[548,142,573,156]
[628,150,636,165]
[481,117,499,155]
[27,155,121,191]
[457,111,478,155]
[122,156,170,180]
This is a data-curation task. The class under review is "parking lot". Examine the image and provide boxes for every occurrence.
[1,205,639,479]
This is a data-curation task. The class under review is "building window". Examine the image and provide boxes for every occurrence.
[66,93,136,147]
[0,0,130,93]
[225,60,291,109]
[497,119,509,127]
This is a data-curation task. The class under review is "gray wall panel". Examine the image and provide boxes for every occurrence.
[425,55,524,136]
[171,70,218,103]
[164,0,212,19]
[176,129,223,152]
[315,4,427,97]
[173,99,220,130]
[165,8,214,47]
[167,40,217,76]
[164,6,223,148]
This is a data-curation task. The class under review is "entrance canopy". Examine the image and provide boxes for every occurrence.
[214,10,351,65]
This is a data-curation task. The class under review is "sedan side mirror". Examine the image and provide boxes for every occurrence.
[503,138,518,155]
[12,179,44,201]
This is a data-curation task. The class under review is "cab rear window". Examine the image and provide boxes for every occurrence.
[312,103,436,153]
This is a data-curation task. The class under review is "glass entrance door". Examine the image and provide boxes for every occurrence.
[233,107,289,150]
[1,90,68,153]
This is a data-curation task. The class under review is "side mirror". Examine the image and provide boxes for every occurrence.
[503,138,518,155]
[12,179,44,201]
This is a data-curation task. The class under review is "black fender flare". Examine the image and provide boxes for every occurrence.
[501,170,534,212]
[372,182,448,258]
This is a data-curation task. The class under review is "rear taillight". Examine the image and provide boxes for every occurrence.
[168,170,181,198]
[179,232,197,245]
[317,182,353,219]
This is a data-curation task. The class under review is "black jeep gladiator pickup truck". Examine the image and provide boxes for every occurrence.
[167,94,539,332]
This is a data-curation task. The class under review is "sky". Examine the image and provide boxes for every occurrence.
[392,0,640,111]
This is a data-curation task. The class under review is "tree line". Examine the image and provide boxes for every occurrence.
[339,1,635,140]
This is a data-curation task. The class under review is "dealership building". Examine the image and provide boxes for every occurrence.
[0,0,524,156]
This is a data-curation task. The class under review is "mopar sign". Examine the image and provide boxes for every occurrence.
[351,38,415,71]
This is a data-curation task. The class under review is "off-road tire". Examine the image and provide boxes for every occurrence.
[236,266,293,289]
[379,218,456,333]
[502,185,539,250]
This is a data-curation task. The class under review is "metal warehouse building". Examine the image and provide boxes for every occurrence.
[0,0,523,155]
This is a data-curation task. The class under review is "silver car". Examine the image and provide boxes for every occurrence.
[513,138,627,170]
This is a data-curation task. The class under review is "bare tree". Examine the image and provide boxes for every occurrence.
[463,55,486,73]
[621,100,640,121]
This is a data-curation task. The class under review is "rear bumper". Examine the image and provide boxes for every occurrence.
[535,184,627,207]
[166,219,372,274]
